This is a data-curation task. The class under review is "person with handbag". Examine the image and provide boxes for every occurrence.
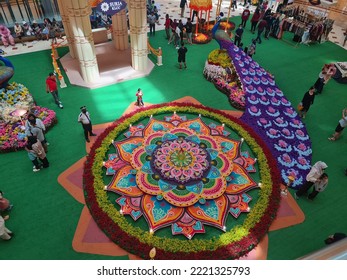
[27,136,49,168]
[295,161,328,200]
[298,86,316,119]
[25,115,48,153]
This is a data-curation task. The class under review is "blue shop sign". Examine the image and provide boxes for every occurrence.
[97,0,127,16]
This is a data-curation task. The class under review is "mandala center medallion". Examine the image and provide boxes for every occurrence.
[152,138,210,185]
[170,148,193,167]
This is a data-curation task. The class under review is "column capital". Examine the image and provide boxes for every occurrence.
[128,0,146,9]
[80,59,98,68]
[67,5,91,17]
[129,26,147,34]
[131,48,148,56]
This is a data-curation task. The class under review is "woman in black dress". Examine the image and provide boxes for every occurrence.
[299,86,316,119]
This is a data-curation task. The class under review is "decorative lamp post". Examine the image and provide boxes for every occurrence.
[190,0,213,36]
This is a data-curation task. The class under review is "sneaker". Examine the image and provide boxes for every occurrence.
[33,168,40,172]
[86,139,90,143]
[59,103,64,109]
[294,193,299,200]
[46,142,50,146]
[90,133,97,136]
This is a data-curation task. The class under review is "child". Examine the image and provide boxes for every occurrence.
[247,39,256,58]
[136,88,144,107]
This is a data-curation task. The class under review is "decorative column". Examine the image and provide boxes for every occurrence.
[128,0,148,71]
[112,9,129,50]
[66,0,100,83]
[57,0,76,58]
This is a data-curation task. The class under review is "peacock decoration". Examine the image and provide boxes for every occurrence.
[211,12,232,50]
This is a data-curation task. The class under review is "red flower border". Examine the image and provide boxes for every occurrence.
[83,102,281,259]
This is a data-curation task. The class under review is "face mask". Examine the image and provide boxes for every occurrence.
[82,109,87,113]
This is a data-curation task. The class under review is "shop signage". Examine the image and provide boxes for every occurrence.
[97,0,127,16]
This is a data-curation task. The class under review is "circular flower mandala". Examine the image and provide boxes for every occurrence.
[83,103,281,259]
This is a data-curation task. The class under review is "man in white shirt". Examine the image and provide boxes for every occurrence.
[77,106,97,143]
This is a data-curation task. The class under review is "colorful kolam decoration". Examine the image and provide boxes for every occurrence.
[210,20,312,188]
[83,103,281,259]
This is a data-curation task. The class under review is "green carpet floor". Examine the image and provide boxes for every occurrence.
[1,20,347,260]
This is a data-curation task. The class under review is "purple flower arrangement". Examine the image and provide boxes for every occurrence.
[221,42,312,188]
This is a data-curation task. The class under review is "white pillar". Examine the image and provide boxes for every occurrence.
[112,9,129,50]
[57,0,76,58]
[66,0,100,83]
[128,0,148,71]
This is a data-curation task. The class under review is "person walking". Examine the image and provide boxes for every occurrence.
[148,11,157,36]
[232,0,237,11]
[250,8,261,34]
[46,72,63,109]
[234,24,244,47]
[241,6,251,28]
[255,18,267,44]
[313,63,336,94]
[307,173,328,200]
[180,0,188,18]
[185,18,193,44]
[178,19,184,44]
[136,88,144,106]
[78,106,97,143]
[298,86,316,119]
[295,161,328,199]
[178,42,188,69]
[328,107,347,141]
[264,11,275,39]
[0,215,13,241]
[164,14,172,40]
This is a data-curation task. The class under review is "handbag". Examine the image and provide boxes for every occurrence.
[297,102,303,111]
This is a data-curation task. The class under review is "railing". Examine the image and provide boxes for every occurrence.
[147,38,163,66]
[51,37,67,88]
